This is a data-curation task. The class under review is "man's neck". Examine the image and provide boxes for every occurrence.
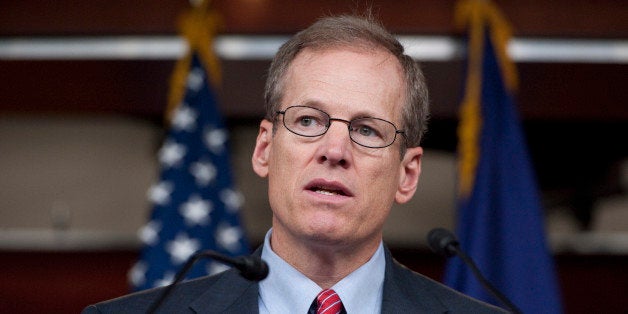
[269,228,382,289]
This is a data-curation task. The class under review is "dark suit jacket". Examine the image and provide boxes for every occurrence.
[83,246,506,313]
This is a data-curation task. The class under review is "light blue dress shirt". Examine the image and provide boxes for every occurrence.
[258,229,385,314]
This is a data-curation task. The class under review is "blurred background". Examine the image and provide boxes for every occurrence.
[1,1,626,313]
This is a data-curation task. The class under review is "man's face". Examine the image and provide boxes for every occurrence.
[252,47,422,251]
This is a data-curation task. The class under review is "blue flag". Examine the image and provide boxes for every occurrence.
[128,53,250,291]
[445,1,563,313]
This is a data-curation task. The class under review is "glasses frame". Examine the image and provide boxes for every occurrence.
[275,105,406,148]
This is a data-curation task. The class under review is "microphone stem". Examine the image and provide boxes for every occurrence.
[452,246,523,314]
[148,251,233,314]
[146,251,205,314]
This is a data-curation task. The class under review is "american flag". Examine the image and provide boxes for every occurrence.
[128,53,250,291]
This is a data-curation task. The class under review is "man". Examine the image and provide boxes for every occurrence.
[83,15,505,313]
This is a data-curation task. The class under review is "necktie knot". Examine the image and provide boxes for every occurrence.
[316,289,344,314]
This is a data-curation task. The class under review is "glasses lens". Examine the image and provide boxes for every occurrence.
[350,118,396,148]
[283,106,329,137]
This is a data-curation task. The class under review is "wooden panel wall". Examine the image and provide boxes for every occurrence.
[2,1,627,36]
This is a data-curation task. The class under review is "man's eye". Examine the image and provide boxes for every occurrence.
[358,126,375,136]
[298,116,317,127]
[353,122,383,138]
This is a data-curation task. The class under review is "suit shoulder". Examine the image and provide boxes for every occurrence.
[82,270,233,314]
[389,260,507,313]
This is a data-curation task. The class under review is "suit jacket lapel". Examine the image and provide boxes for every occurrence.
[188,271,259,314]
[189,248,263,314]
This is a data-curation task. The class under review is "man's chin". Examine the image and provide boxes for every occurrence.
[302,228,353,248]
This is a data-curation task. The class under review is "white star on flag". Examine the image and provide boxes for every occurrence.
[216,224,242,253]
[172,104,198,132]
[179,195,212,226]
[190,160,217,186]
[187,68,205,92]
[154,271,176,288]
[206,261,230,276]
[204,127,228,154]
[166,233,201,264]
[159,140,187,168]
[138,220,161,246]
[220,188,244,213]
[128,261,147,287]
[147,181,174,206]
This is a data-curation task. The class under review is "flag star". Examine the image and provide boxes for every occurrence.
[206,261,230,276]
[216,224,242,253]
[153,271,175,288]
[128,261,147,287]
[179,195,213,226]
[220,189,244,212]
[171,104,198,132]
[166,233,201,264]
[159,140,187,168]
[204,127,228,154]
[187,68,205,92]
[190,161,217,186]
[147,181,173,206]
[138,220,161,245]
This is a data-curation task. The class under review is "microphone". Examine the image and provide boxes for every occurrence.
[426,227,459,257]
[147,250,268,314]
[427,228,523,314]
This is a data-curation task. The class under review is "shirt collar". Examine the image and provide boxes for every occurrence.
[332,241,385,314]
[259,229,322,313]
[258,229,385,314]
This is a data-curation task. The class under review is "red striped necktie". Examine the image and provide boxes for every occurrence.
[316,289,344,314]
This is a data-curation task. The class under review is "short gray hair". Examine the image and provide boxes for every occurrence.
[264,15,429,148]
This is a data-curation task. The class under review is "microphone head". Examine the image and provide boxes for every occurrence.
[235,255,269,281]
[427,228,459,258]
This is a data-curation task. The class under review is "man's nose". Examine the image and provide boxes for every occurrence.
[317,120,351,166]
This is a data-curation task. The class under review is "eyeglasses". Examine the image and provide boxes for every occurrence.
[275,105,405,148]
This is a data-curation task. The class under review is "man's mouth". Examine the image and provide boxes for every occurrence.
[310,186,347,196]
[305,180,352,197]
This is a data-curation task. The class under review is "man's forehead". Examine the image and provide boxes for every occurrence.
[292,45,397,65]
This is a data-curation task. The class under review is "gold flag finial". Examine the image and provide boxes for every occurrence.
[166,0,223,123]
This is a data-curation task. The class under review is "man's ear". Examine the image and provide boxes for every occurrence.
[251,119,273,178]
[395,146,423,204]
